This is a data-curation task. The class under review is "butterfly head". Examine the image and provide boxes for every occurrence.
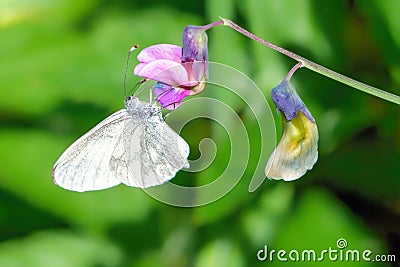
[125,96,161,118]
[125,96,140,109]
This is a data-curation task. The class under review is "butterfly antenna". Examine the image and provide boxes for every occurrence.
[130,78,148,97]
[124,44,139,97]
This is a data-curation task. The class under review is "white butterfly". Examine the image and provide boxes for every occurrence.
[52,96,190,192]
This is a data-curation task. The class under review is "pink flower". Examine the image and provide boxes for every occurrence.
[134,26,208,109]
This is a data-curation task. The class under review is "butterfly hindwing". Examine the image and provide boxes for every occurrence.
[122,106,190,188]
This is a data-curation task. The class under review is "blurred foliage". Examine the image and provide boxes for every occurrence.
[0,0,399,266]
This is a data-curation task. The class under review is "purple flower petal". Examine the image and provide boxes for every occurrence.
[135,59,190,86]
[154,82,191,110]
[188,61,207,82]
[137,44,182,63]
[271,80,315,123]
[182,26,208,62]
[133,63,147,76]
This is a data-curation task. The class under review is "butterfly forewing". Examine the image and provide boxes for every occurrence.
[52,110,127,192]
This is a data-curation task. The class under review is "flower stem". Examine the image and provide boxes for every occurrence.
[219,17,400,105]
[200,20,224,31]
[285,63,303,81]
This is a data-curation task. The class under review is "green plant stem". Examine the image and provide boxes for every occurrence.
[219,17,400,105]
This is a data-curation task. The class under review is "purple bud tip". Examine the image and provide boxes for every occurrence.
[182,25,208,62]
[271,80,315,123]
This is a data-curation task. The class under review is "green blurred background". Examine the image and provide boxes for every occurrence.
[1,0,399,266]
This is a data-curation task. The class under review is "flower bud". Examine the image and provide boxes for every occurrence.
[266,80,318,181]
[182,25,208,62]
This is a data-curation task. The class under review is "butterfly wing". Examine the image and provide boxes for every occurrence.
[52,110,128,192]
[121,112,190,188]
